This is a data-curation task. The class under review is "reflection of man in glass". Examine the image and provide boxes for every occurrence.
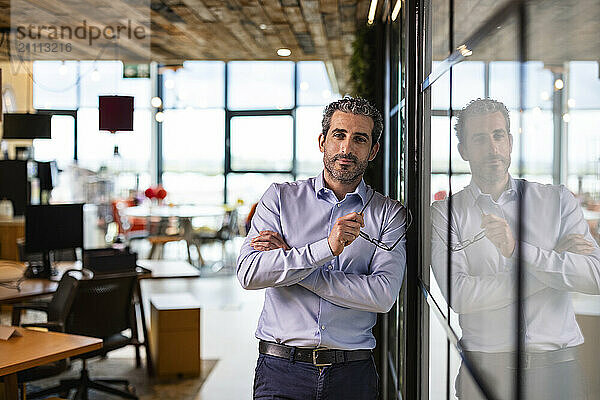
[431,98,600,399]
[237,97,407,399]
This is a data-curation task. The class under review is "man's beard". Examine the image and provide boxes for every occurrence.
[473,155,511,184]
[323,151,369,184]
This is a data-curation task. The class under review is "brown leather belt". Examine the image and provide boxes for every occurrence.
[259,340,372,367]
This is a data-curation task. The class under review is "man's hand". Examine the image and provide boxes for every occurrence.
[251,230,291,252]
[555,234,596,255]
[328,212,365,256]
[481,213,515,258]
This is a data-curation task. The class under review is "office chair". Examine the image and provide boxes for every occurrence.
[189,208,239,268]
[23,273,140,400]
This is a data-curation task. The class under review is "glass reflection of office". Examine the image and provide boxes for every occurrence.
[428,14,600,400]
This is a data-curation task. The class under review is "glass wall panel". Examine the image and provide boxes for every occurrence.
[227,61,294,110]
[428,9,523,400]
[525,3,600,398]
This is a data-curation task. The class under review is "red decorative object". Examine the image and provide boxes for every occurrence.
[155,186,167,200]
[434,190,447,201]
[144,187,156,199]
[99,96,134,133]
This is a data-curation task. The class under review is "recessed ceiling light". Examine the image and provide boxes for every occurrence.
[277,48,291,57]
[259,24,268,30]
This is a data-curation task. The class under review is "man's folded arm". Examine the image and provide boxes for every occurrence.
[298,204,407,313]
[430,202,546,314]
[518,186,600,294]
[236,184,335,290]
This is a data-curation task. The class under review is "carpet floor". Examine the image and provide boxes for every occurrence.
[25,357,218,400]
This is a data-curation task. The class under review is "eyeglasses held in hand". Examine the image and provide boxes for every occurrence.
[432,224,486,252]
[357,189,412,251]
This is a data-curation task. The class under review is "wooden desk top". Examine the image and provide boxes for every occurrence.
[0,328,102,376]
[0,259,200,304]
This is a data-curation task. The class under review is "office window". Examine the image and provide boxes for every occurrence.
[162,61,225,109]
[296,106,324,177]
[32,115,75,169]
[33,61,78,110]
[297,61,338,106]
[227,173,293,206]
[230,115,293,171]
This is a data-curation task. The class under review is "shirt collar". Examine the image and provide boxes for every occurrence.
[465,175,519,206]
[314,170,369,205]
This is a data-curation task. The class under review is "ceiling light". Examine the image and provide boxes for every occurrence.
[562,113,571,123]
[554,79,564,90]
[155,111,165,123]
[151,97,162,108]
[277,48,291,57]
[259,24,268,30]
[457,44,472,57]
[165,79,175,89]
[540,91,550,101]
[567,98,576,108]
[391,0,401,21]
[58,61,67,76]
[367,0,378,25]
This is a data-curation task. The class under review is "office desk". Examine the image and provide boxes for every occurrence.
[0,327,102,400]
[0,260,199,304]
[0,260,200,377]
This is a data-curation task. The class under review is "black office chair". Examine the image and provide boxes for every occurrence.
[23,273,140,400]
[11,270,81,400]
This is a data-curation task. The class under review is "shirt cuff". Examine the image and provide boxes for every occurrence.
[309,237,335,267]
[508,241,536,267]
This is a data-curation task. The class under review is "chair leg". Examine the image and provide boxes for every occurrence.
[87,380,138,399]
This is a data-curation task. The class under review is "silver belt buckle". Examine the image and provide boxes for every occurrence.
[312,348,332,367]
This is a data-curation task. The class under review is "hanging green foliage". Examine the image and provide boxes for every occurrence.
[349,24,377,102]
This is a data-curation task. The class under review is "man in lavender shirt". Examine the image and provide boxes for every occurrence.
[237,97,407,399]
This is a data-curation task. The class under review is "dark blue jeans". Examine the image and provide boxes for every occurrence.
[253,353,379,400]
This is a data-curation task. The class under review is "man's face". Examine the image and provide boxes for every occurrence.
[459,111,513,184]
[319,111,379,184]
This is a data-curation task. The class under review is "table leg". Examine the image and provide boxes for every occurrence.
[1,373,18,400]
[136,279,154,377]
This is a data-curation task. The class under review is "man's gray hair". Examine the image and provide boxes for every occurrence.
[321,96,383,148]
[455,98,510,143]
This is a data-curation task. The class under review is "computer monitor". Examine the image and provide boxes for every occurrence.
[0,160,30,216]
[2,113,51,139]
[25,203,84,277]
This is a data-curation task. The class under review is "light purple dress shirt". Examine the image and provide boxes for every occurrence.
[237,172,406,350]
